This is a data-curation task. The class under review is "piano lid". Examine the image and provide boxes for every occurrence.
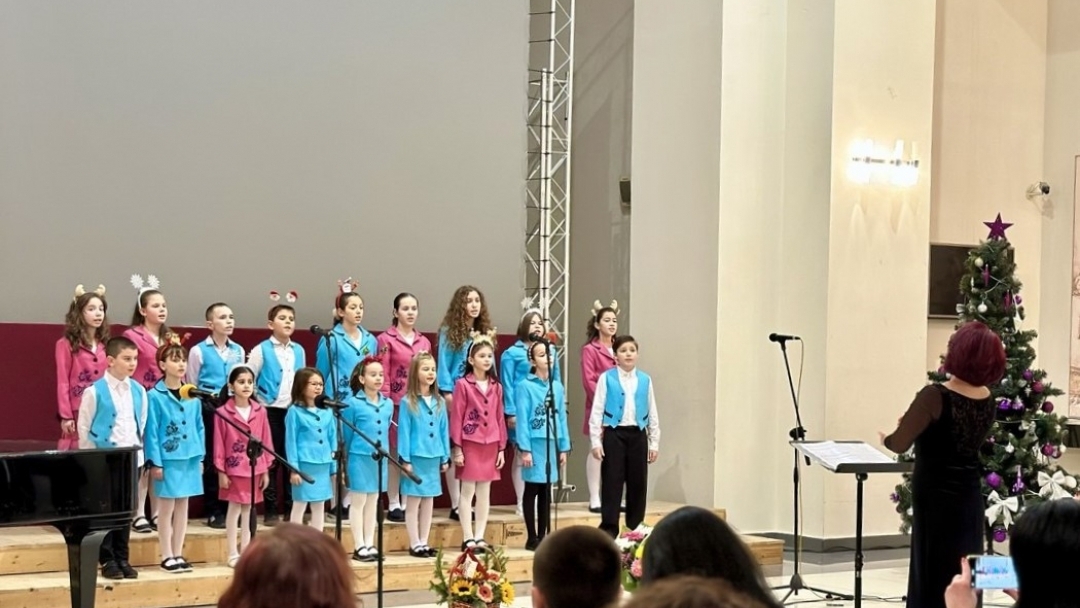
[0,441,137,457]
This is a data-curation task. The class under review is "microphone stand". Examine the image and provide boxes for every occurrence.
[194,396,313,545]
[542,341,559,538]
[320,329,346,531]
[331,404,420,608]
[769,338,848,604]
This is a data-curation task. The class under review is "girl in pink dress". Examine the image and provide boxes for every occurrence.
[579,300,618,512]
[214,365,273,567]
[55,285,111,450]
[449,331,506,553]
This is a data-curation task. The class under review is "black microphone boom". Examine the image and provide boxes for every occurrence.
[310,325,332,337]
[528,332,550,343]
[314,395,349,409]
[179,384,219,402]
[769,333,801,343]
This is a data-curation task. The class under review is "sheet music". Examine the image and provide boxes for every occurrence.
[795,441,895,472]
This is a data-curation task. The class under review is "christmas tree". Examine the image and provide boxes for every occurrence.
[891,214,1076,543]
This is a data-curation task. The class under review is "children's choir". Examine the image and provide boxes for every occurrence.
[56,278,660,579]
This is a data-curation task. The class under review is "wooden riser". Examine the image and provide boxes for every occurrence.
[0,502,783,608]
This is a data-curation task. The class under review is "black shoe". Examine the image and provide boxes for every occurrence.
[461,539,477,552]
[449,508,460,521]
[329,505,350,520]
[160,558,184,573]
[409,545,428,558]
[176,556,193,572]
[264,512,280,526]
[118,560,138,579]
[149,515,158,532]
[131,516,152,533]
[208,513,226,529]
[525,538,539,551]
[423,545,439,558]
[101,561,123,580]
[588,506,602,514]
[474,539,490,554]
[387,508,405,523]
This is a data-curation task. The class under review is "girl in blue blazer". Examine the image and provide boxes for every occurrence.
[343,356,394,562]
[285,368,337,532]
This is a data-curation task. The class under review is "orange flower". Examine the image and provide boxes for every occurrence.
[477,583,494,603]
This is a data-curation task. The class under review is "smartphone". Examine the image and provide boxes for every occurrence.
[967,555,1018,590]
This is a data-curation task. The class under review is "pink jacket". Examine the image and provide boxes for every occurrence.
[580,339,617,435]
[123,326,163,389]
[55,338,108,420]
[450,374,507,449]
[213,399,274,478]
[377,326,433,403]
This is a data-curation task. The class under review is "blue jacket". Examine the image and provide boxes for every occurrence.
[343,392,394,455]
[500,340,561,418]
[285,404,338,471]
[255,339,306,404]
[398,394,450,463]
[87,376,146,448]
[600,368,652,429]
[514,374,571,452]
[436,326,470,394]
[145,381,206,465]
[316,324,378,398]
[195,339,245,393]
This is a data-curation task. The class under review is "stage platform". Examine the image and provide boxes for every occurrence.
[0,501,782,608]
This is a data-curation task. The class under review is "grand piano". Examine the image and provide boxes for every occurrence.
[0,441,137,608]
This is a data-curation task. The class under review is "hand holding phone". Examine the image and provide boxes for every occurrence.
[967,555,1018,590]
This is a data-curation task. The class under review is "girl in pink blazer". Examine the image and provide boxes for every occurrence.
[449,331,506,553]
[579,300,618,512]
[376,292,432,522]
[214,365,273,567]
[56,285,111,450]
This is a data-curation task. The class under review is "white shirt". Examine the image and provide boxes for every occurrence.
[77,371,149,466]
[185,337,245,386]
[588,367,661,452]
[235,404,251,422]
[246,336,297,409]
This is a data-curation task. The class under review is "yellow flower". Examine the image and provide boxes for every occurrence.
[450,580,473,596]
[500,580,515,604]
[635,536,648,560]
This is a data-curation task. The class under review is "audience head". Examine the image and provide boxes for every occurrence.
[625,576,767,608]
[643,506,780,608]
[532,526,622,608]
[217,523,356,608]
[942,321,1005,386]
[1010,497,1080,608]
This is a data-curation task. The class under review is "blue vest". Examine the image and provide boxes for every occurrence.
[196,340,244,393]
[88,376,145,448]
[601,369,651,429]
[255,339,306,404]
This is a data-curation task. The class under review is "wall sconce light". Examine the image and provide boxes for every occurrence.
[847,139,920,187]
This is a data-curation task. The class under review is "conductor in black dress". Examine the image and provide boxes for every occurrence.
[881,322,1004,608]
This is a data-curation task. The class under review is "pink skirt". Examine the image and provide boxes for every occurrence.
[219,475,264,505]
[455,441,502,482]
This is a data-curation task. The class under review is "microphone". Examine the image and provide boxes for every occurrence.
[315,394,349,409]
[529,332,549,343]
[768,333,801,343]
[179,384,219,401]
[310,325,331,337]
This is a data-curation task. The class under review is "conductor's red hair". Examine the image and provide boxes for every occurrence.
[943,321,1006,387]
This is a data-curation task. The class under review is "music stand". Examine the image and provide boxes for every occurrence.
[792,440,914,608]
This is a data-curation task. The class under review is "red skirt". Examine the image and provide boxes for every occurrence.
[455,441,501,482]
[219,475,264,505]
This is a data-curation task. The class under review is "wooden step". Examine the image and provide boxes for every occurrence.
[0,502,783,608]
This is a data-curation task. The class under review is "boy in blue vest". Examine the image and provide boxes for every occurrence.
[587,335,661,538]
[187,302,245,529]
[247,300,306,525]
[77,336,149,580]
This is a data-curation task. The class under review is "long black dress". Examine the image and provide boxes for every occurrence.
[884,383,995,608]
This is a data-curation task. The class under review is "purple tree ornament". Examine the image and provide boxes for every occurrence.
[998,399,1012,411]
[1033,381,1045,394]
[1043,401,1055,414]
[1042,444,1056,456]
[986,472,1003,488]
[993,527,1008,543]
[1023,369,1034,381]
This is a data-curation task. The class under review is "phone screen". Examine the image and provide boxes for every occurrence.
[968,555,1018,590]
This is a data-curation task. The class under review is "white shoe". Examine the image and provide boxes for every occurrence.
[227,555,240,568]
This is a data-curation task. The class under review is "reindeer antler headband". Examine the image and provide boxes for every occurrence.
[73,284,107,302]
[469,329,498,349]
[591,299,619,317]
[269,289,299,303]
[337,277,360,294]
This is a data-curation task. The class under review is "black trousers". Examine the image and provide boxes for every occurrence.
[202,404,223,519]
[99,524,131,565]
[264,407,291,516]
[599,426,648,538]
[522,482,551,542]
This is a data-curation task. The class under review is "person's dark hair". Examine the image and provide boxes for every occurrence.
[1010,497,1080,608]
[105,336,138,358]
[585,306,618,344]
[64,292,111,352]
[349,357,383,395]
[462,341,499,382]
[291,368,324,406]
[533,526,621,608]
[516,311,543,341]
[625,576,767,608]
[942,321,1006,386]
[217,523,356,608]
[268,304,295,322]
[219,365,256,403]
[613,334,638,353]
[205,302,230,321]
[643,506,781,608]
[391,292,418,326]
[333,292,363,327]
[130,289,171,337]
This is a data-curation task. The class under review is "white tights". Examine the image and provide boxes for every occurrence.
[511,450,525,512]
[348,491,379,551]
[444,465,460,508]
[586,453,602,508]
[459,481,491,542]
[156,498,189,560]
[290,501,326,532]
[405,495,434,548]
[136,470,159,522]
[225,501,253,560]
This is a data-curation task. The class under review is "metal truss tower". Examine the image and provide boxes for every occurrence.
[524,0,574,364]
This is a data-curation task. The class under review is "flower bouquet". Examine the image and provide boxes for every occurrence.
[614,524,652,592]
[431,546,515,608]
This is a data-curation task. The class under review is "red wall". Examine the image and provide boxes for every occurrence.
[0,323,520,506]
